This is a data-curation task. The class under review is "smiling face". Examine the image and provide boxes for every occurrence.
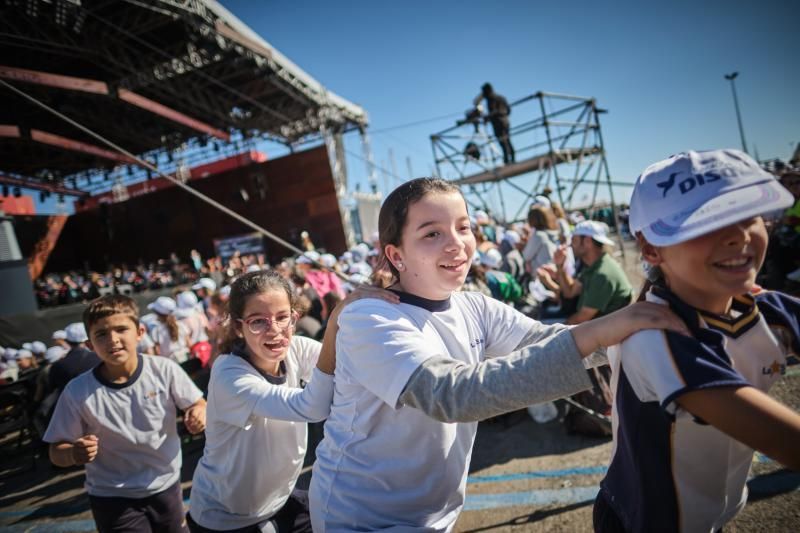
[643,217,768,314]
[237,289,295,375]
[385,191,476,300]
[87,313,143,374]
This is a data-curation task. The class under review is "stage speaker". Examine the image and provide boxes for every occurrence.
[0,214,38,315]
[0,260,37,315]
[0,215,23,261]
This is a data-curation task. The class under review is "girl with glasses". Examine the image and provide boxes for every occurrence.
[188,270,395,532]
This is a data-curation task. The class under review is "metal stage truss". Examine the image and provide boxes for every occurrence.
[0,0,368,243]
[430,91,626,224]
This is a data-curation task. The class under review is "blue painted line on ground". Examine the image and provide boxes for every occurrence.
[464,486,599,511]
[463,472,800,512]
[1,457,794,526]
[468,465,607,484]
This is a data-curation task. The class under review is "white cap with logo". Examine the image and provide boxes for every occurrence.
[630,149,793,246]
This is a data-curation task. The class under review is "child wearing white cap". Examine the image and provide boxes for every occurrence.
[175,291,210,344]
[147,296,192,364]
[48,323,101,394]
[52,329,69,349]
[596,149,800,533]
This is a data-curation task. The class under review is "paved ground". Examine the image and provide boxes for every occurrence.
[2,369,798,532]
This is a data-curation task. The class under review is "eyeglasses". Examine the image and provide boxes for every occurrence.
[238,314,297,335]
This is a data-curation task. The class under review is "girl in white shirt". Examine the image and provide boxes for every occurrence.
[309,177,687,532]
[188,270,394,533]
[148,296,191,364]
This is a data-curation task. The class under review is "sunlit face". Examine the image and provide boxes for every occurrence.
[570,235,591,261]
[386,191,476,300]
[648,217,768,314]
[237,289,295,373]
[87,314,143,370]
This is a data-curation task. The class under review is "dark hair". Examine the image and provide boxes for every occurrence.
[527,206,558,231]
[374,177,463,284]
[162,314,180,342]
[635,232,665,301]
[322,290,343,320]
[219,270,297,353]
[83,294,140,335]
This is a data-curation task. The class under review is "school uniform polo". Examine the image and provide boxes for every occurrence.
[43,354,203,498]
[599,287,800,533]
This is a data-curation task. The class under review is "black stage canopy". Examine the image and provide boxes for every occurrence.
[0,0,368,197]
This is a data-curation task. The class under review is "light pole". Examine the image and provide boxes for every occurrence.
[724,72,748,155]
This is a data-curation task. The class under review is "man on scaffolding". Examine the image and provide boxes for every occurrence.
[474,83,515,165]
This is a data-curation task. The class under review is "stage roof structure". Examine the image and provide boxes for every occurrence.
[0,0,368,198]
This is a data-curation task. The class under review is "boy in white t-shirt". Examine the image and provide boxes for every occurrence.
[44,294,206,533]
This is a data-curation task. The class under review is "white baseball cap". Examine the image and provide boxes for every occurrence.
[147,296,177,316]
[52,330,67,341]
[192,277,216,292]
[45,346,67,364]
[532,195,551,208]
[320,253,337,268]
[175,291,199,318]
[16,349,33,361]
[479,248,503,269]
[573,220,615,246]
[630,149,794,246]
[65,322,88,343]
[176,290,199,309]
[31,341,47,355]
[296,251,320,265]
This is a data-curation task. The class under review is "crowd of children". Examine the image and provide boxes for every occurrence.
[1,148,798,532]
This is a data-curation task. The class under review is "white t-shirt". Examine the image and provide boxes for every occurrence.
[43,355,203,498]
[190,336,328,530]
[151,321,191,363]
[310,291,534,531]
[180,311,210,344]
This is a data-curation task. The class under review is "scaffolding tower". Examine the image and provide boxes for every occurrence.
[430,91,626,227]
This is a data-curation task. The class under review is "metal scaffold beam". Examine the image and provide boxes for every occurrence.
[430,91,625,230]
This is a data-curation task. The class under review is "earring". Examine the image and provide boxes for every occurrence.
[397,262,404,270]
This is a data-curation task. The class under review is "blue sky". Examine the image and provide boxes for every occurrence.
[33,0,799,217]
[219,0,798,218]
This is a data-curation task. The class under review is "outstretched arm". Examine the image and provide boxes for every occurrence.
[400,301,688,423]
[678,386,800,470]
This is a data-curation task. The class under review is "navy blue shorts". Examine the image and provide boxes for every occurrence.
[89,480,188,533]
[186,489,311,533]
